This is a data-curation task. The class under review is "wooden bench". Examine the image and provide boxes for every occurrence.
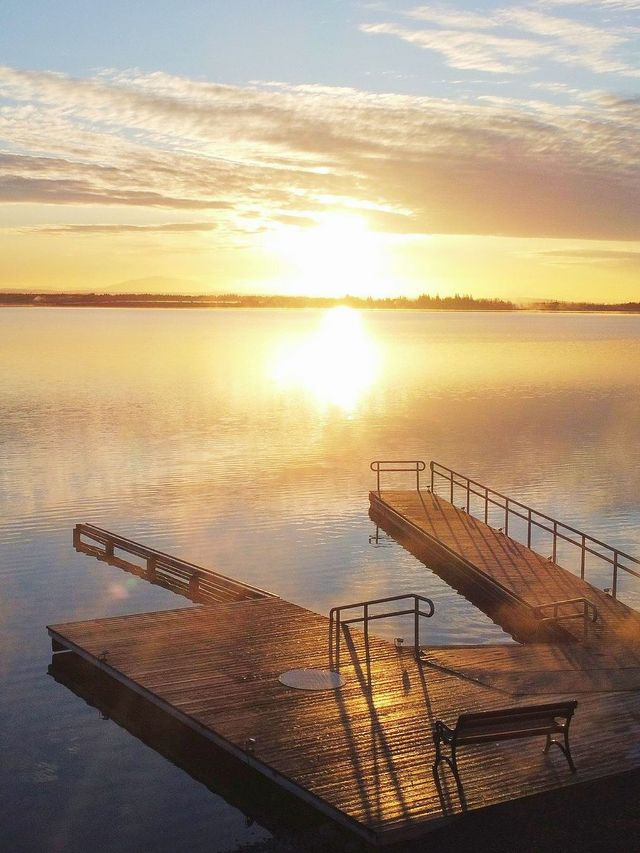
[433,700,578,777]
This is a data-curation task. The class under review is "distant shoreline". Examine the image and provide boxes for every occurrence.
[1,293,639,313]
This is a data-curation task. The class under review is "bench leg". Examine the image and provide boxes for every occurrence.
[433,732,442,769]
[563,729,577,773]
[450,745,459,777]
[544,732,576,773]
[433,734,461,779]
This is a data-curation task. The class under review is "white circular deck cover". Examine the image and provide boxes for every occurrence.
[279,668,345,690]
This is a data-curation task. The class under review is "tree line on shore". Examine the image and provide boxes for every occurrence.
[1,292,639,312]
[0,292,518,309]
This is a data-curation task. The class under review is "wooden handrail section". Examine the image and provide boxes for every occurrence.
[73,523,275,604]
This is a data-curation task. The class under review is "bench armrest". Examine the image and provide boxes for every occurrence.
[434,719,456,744]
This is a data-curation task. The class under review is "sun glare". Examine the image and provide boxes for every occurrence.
[270,307,379,412]
[269,214,389,298]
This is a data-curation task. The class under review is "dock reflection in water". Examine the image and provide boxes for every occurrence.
[48,653,330,842]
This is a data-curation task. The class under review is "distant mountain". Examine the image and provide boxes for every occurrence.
[105,276,205,295]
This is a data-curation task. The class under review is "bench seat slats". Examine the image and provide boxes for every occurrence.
[458,724,562,744]
[459,701,576,725]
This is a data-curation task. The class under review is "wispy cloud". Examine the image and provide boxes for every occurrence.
[24,222,218,234]
[0,64,639,240]
[538,248,640,263]
[539,1,640,11]
[408,5,497,28]
[362,3,640,77]
[0,175,228,208]
[361,23,547,73]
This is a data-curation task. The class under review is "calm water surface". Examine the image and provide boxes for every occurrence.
[2,308,639,851]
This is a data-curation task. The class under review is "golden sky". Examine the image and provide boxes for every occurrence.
[1,1,639,301]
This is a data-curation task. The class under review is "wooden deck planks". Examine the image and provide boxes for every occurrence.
[371,489,640,647]
[48,597,640,844]
[423,644,640,694]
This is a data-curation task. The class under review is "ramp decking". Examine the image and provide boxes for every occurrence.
[370,488,640,647]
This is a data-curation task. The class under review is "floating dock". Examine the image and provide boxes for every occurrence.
[48,596,640,846]
[48,466,640,846]
[370,460,640,647]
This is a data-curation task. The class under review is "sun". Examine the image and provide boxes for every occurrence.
[268,214,390,298]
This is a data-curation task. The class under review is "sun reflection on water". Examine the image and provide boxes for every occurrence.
[269,307,379,412]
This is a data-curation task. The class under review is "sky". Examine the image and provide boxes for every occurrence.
[0,0,639,301]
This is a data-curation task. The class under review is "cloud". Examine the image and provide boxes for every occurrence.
[408,5,498,29]
[270,214,318,228]
[499,7,636,75]
[27,222,218,234]
[363,4,640,77]
[361,23,549,73]
[539,0,640,10]
[0,65,639,241]
[538,248,640,263]
[0,175,229,208]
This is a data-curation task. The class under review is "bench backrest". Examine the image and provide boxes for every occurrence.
[456,700,577,738]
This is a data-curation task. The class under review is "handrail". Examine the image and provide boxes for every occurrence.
[430,461,640,600]
[329,593,435,669]
[73,523,274,603]
[534,597,598,640]
[534,597,598,623]
[370,460,426,494]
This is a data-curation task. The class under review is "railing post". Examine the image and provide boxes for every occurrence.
[414,597,420,661]
[430,462,434,493]
[336,612,341,671]
[416,463,420,492]
[580,534,586,580]
[376,464,380,495]
[504,498,509,536]
[329,611,334,667]
[527,508,532,548]
[104,539,114,559]
[450,472,454,504]
[363,603,369,646]
[147,556,157,580]
[484,487,488,524]
[466,479,470,513]
[552,521,557,563]
[189,572,199,600]
[613,553,618,600]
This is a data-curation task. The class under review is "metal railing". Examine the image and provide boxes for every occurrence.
[429,461,640,600]
[534,597,598,624]
[370,460,426,494]
[534,597,598,640]
[329,593,435,669]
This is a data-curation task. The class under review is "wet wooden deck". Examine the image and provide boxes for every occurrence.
[370,489,640,647]
[423,643,640,695]
[48,596,640,846]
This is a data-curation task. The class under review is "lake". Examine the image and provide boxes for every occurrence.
[2,307,639,851]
